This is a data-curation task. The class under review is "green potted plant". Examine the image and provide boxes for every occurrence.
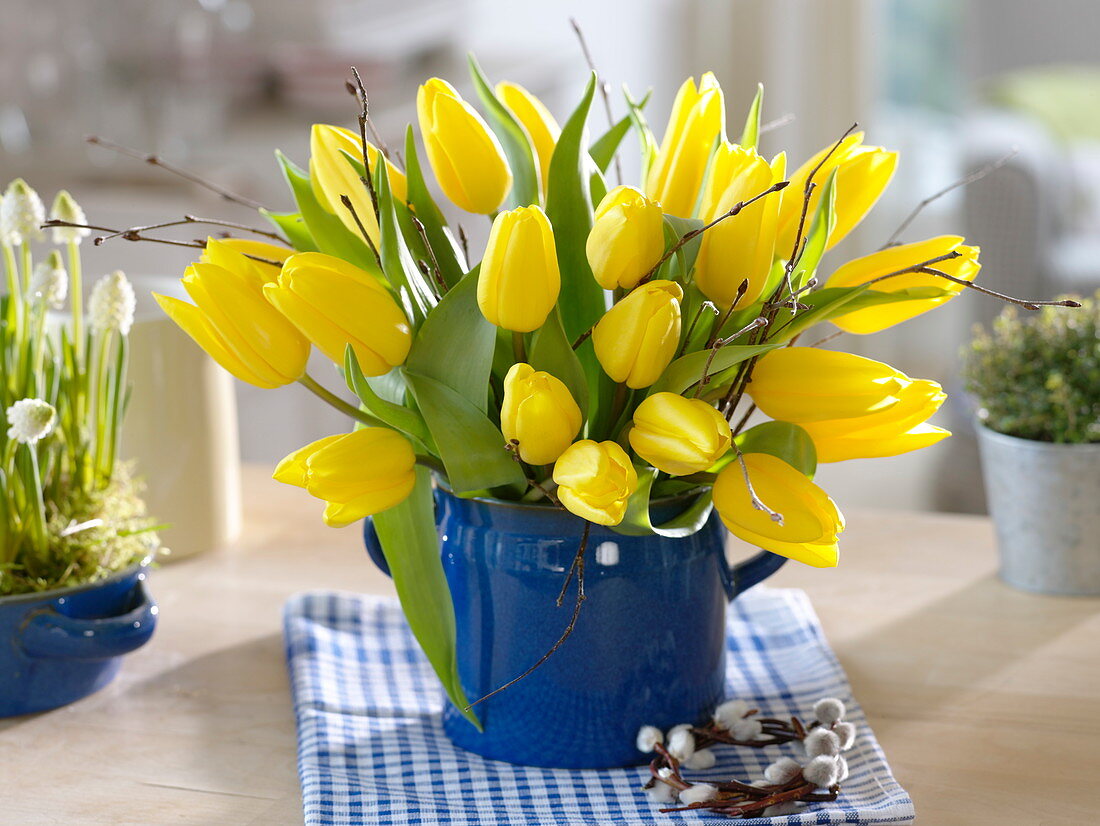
[962,294,1100,595]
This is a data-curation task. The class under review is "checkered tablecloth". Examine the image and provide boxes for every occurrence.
[284,587,915,825]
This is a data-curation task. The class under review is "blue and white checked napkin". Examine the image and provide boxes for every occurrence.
[284,587,915,825]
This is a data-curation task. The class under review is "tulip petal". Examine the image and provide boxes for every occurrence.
[273,434,345,488]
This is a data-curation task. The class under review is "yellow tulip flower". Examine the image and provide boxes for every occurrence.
[552,439,638,526]
[274,427,416,527]
[712,452,844,567]
[477,205,560,332]
[747,347,908,423]
[154,239,309,389]
[501,363,582,465]
[628,392,732,476]
[592,280,683,389]
[695,145,786,308]
[496,81,560,195]
[827,236,982,334]
[645,73,725,218]
[776,132,897,254]
[263,252,411,375]
[800,379,950,462]
[586,185,666,291]
[417,78,512,214]
[310,124,408,246]
[203,237,293,277]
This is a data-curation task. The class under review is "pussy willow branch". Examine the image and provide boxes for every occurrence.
[85,135,267,211]
[338,194,384,271]
[345,68,391,162]
[878,266,1081,310]
[410,215,448,297]
[678,300,720,357]
[736,446,783,524]
[760,112,795,134]
[571,17,623,185]
[348,67,382,220]
[93,215,285,244]
[693,316,768,398]
[708,280,750,348]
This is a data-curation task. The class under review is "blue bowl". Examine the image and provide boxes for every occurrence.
[0,562,157,718]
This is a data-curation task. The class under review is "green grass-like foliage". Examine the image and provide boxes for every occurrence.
[962,293,1100,443]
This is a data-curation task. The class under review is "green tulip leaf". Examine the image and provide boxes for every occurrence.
[624,84,659,179]
[344,346,435,452]
[371,466,481,730]
[405,371,526,494]
[771,284,952,343]
[614,465,715,537]
[529,307,589,418]
[662,214,705,281]
[650,342,782,396]
[403,126,467,288]
[260,208,317,252]
[739,83,764,151]
[467,55,540,209]
[589,90,651,173]
[735,421,817,479]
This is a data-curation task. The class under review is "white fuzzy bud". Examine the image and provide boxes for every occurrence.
[837,755,850,783]
[635,725,664,754]
[684,748,716,770]
[657,766,674,780]
[762,802,801,817]
[712,699,750,730]
[813,697,846,726]
[679,783,718,806]
[0,178,45,245]
[6,398,57,444]
[89,270,135,335]
[731,716,763,741]
[802,755,840,789]
[833,721,857,750]
[668,727,696,762]
[49,190,90,245]
[763,756,803,785]
[804,728,841,758]
[645,782,676,803]
[28,251,67,309]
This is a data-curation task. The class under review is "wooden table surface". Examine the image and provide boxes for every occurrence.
[2,465,1098,825]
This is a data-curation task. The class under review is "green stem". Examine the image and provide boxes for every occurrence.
[19,244,31,294]
[414,453,446,475]
[298,374,380,428]
[511,331,526,364]
[68,241,83,364]
[27,446,47,555]
[3,243,21,338]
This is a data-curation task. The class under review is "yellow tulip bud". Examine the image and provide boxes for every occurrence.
[645,73,725,218]
[274,427,416,527]
[776,132,897,253]
[826,236,981,334]
[800,379,950,462]
[586,185,666,290]
[747,347,908,423]
[477,205,560,332]
[263,252,411,375]
[629,392,732,475]
[592,280,683,389]
[713,452,844,567]
[155,239,309,389]
[310,124,408,246]
[203,237,294,278]
[501,363,582,465]
[552,439,638,526]
[417,78,512,214]
[495,81,560,195]
[695,145,786,308]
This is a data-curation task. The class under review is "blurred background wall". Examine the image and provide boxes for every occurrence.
[2,0,1096,514]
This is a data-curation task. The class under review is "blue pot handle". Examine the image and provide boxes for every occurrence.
[364,517,391,577]
[720,549,788,600]
[20,580,158,661]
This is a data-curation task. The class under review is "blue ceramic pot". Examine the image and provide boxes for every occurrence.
[0,562,157,717]
[364,490,785,768]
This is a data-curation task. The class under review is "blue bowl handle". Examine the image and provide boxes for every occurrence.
[20,580,158,661]
[720,549,788,601]
[364,518,392,578]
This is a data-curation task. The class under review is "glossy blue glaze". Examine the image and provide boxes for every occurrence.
[363,491,785,768]
[0,564,157,717]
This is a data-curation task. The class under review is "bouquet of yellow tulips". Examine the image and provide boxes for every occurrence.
[152,58,1061,714]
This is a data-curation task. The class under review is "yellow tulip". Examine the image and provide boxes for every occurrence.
[586,185,666,290]
[592,280,683,389]
[310,124,408,246]
[477,205,560,332]
[496,81,560,195]
[695,145,786,308]
[263,252,411,375]
[776,132,897,253]
[274,427,416,527]
[645,73,725,218]
[417,78,512,214]
[747,347,908,423]
[628,392,732,475]
[552,440,638,526]
[154,239,309,389]
[203,238,293,278]
[826,236,981,334]
[712,452,843,567]
[501,363,582,465]
[800,379,950,462]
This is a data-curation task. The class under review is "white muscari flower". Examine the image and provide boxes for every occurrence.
[635,725,664,753]
[833,721,857,750]
[49,190,90,245]
[684,748,716,770]
[804,728,841,758]
[645,782,676,803]
[28,251,67,309]
[731,716,763,741]
[802,754,840,789]
[813,697,846,725]
[679,783,718,806]
[713,699,750,730]
[763,756,803,785]
[837,755,850,783]
[668,726,696,762]
[6,398,57,444]
[89,270,135,335]
[0,178,46,245]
